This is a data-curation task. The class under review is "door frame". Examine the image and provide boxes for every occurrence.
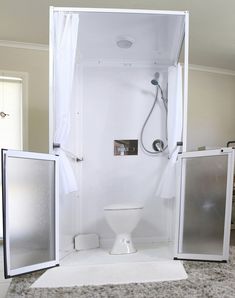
[174,148,234,261]
[0,70,29,151]
[2,149,59,278]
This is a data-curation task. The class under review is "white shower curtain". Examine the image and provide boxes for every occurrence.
[156,64,183,199]
[53,12,79,194]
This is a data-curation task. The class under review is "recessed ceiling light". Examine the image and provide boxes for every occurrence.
[116,36,135,49]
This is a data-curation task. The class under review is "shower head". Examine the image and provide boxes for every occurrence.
[151,72,160,85]
[154,72,160,80]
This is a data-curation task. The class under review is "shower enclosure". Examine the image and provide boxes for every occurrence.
[1,7,234,279]
[49,8,189,258]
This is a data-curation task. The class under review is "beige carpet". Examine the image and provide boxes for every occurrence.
[7,247,235,297]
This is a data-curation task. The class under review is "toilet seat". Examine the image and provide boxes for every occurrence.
[104,204,144,211]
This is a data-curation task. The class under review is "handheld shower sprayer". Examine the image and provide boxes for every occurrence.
[140,71,168,155]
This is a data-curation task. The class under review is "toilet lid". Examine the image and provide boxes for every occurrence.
[104,204,144,211]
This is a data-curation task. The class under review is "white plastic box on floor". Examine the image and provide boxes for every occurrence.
[74,234,100,251]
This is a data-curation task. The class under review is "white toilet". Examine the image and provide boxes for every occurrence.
[104,203,143,255]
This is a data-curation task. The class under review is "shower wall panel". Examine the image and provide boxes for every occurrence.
[58,66,83,254]
[77,64,173,243]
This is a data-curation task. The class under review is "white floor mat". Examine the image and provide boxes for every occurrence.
[31,261,187,288]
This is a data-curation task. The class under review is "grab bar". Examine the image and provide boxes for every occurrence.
[53,143,83,162]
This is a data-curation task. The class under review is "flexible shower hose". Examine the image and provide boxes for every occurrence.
[140,85,168,154]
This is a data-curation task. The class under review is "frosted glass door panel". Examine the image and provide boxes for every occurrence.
[2,150,59,277]
[180,155,228,255]
[176,149,234,261]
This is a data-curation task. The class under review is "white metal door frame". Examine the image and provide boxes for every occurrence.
[174,148,234,261]
[1,149,59,278]
[182,12,189,152]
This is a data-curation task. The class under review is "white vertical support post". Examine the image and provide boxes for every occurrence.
[49,6,54,154]
[21,73,29,151]
[54,154,60,263]
[182,12,189,152]
[174,158,183,257]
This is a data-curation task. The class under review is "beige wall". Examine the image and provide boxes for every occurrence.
[1,45,235,154]
[187,69,235,150]
[0,46,49,153]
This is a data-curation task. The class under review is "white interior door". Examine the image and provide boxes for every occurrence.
[1,149,59,278]
[175,148,234,261]
[0,74,25,239]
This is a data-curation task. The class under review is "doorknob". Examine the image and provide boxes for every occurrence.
[0,111,10,118]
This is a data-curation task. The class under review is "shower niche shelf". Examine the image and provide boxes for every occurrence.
[114,140,138,156]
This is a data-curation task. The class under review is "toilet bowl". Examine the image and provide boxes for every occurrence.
[104,204,143,255]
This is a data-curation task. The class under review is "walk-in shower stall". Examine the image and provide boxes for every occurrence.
[49,7,189,259]
[1,7,234,278]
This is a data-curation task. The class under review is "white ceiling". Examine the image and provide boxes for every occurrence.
[78,12,184,64]
[1,0,235,70]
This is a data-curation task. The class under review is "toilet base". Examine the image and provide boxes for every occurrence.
[110,233,137,255]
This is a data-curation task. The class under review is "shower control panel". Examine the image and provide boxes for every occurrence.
[114,140,138,156]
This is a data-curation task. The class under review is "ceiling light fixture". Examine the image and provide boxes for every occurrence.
[116,36,135,49]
